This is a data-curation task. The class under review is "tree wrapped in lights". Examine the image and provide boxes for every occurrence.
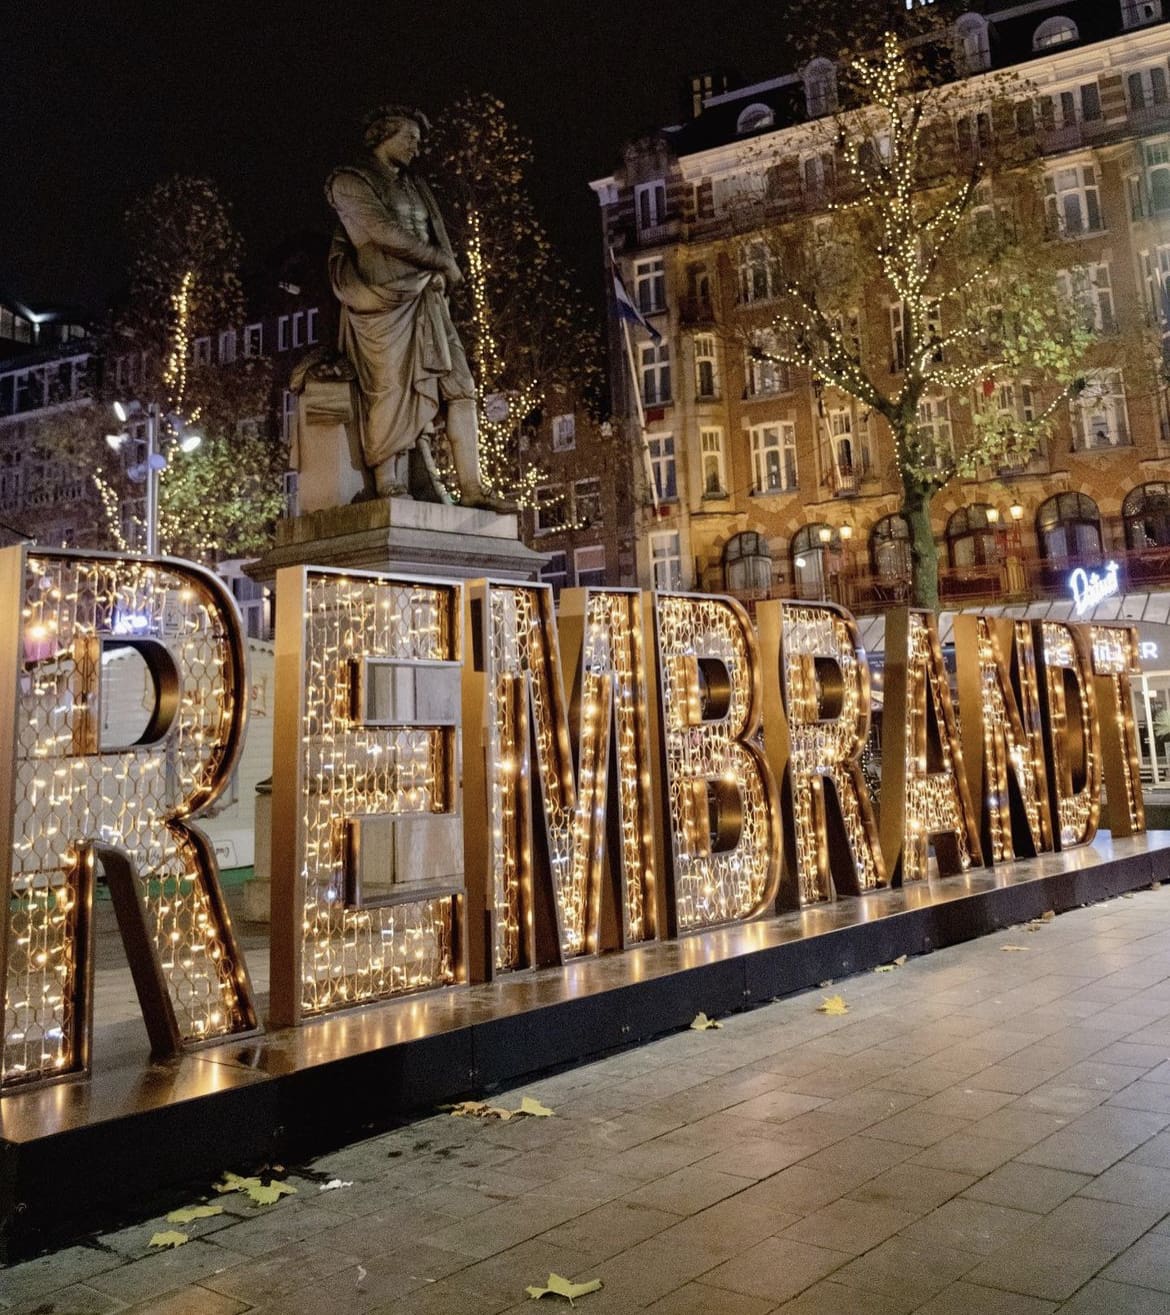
[110,175,283,559]
[426,94,604,505]
[748,27,1095,609]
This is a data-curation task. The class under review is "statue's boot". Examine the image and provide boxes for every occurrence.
[374,451,410,498]
[447,399,517,513]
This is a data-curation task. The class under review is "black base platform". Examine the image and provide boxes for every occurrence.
[3,832,1170,1260]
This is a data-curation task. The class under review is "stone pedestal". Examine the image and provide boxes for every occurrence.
[291,378,370,512]
[249,495,546,584]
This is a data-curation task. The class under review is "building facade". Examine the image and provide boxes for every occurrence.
[592,0,1170,621]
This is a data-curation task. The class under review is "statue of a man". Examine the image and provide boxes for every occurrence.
[326,104,501,508]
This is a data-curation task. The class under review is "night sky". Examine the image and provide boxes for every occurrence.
[1,1,801,317]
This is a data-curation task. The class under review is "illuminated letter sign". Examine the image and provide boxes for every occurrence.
[1035,621,1100,849]
[649,593,780,931]
[1090,625,1145,838]
[954,616,1053,863]
[1069,562,1120,616]
[881,609,983,884]
[757,601,885,906]
[0,549,257,1089]
[268,567,463,1027]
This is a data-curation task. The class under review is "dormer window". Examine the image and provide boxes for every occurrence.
[1123,0,1162,29]
[736,103,775,134]
[1033,16,1078,50]
[954,13,990,73]
[804,59,838,118]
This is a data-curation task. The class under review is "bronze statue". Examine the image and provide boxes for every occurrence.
[326,105,503,508]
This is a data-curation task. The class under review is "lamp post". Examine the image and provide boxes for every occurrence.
[838,524,853,607]
[106,401,201,554]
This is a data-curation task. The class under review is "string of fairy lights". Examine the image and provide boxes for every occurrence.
[1040,621,1100,847]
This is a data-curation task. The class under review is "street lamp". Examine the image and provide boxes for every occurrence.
[107,402,202,554]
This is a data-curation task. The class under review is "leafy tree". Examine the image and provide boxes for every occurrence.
[109,174,280,560]
[744,30,1096,608]
[425,94,606,503]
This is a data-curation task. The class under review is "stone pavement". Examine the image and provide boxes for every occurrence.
[9,888,1170,1313]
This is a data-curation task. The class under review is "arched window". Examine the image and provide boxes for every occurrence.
[946,503,1002,568]
[804,59,837,118]
[792,523,831,598]
[954,13,991,72]
[1123,482,1170,548]
[724,531,772,592]
[1037,492,1102,562]
[871,513,911,581]
[736,103,774,134]
[1033,16,1078,50]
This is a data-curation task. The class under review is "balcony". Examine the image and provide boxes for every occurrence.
[679,297,715,326]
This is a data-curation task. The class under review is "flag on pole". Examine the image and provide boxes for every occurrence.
[610,252,662,343]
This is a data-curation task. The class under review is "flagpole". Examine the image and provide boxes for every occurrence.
[609,249,661,514]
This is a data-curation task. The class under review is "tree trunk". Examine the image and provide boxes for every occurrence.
[902,480,939,612]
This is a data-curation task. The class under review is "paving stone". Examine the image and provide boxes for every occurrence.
[1059,1277,1170,1313]
[849,1163,977,1214]
[1015,1130,1137,1175]
[639,1282,776,1313]
[85,1239,252,1306]
[830,1236,983,1305]
[964,1242,1109,1302]
[122,1289,247,1315]
[912,1281,1058,1314]
[897,1197,1038,1256]
[1103,1233,1170,1292]
[3,1284,126,1315]
[620,1164,754,1216]
[537,1199,680,1262]
[910,1132,1021,1176]
[1078,1159,1170,1210]
[772,1278,918,1313]
[961,1162,1090,1213]
[702,1236,852,1304]
[779,1197,919,1255]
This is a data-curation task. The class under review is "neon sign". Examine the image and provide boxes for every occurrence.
[1069,561,1120,615]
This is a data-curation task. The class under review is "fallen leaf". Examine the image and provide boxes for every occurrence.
[450,1099,516,1120]
[149,1230,189,1249]
[525,1272,603,1303]
[214,1172,263,1195]
[1001,945,1029,952]
[690,1012,723,1030]
[818,994,849,1015]
[520,1096,555,1117]
[818,980,834,988]
[166,1204,223,1224]
[1041,910,1055,921]
[247,1181,297,1206]
[1151,881,1162,890]
[1121,892,1135,900]
[874,955,906,973]
[319,1179,353,1192]
[894,954,908,966]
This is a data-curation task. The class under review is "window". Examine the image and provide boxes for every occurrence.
[872,514,912,582]
[648,435,677,501]
[956,109,994,156]
[954,13,990,73]
[737,103,775,134]
[634,258,666,314]
[1128,66,1170,111]
[946,504,1002,569]
[700,427,726,496]
[283,469,299,518]
[801,151,836,201]
[281,389,298,443]
[1141,247,1170,358]
[1145,140,1170,212]
[1038,83,1102,130]
[1123,0,1163,29]
[1057,263,1115,332]
[1073,371,1130,448]
[574,545,607,588]
[192,337,211,367]
[552,413,576,451]
[694,334,719,399]
[1123,482,1170,547]
[535,484,568,534]
[541,551,568,598]
[243,323,263,357]
[724,531,772,593]
[804,58,837,117]
[889,303,906,372]
[791,525,830,599]
[292,311,306,348]
[1044,166,1102,235]
[712,172,766,217]
[635,180,667,233]
[650,531,682,590]
[827,407,866,491]
[746,333,789,396]
[573,477,602,526]
[1038,492,1102,562]
[219,329,237,364]
[1033,16,1078,50]
[307,307,319,343]
[738,240,777,303]
[749,421,798,493]
[641,342,671,405]
[916,397,953,466]
[277,316,290,351]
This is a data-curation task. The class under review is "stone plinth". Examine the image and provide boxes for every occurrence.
[291,378,370,512]
[249,495,546,584]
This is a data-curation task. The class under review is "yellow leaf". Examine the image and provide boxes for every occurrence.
[893,954,908,966]
[245,1181,297,1207]
[149,1230,189,1249]
[520,1096,555,1117]
[818,995,849,1015]
[525,1271,603,1302]
[451,1099,515,1120]
[1001,945,1029,952]
[166,1204,223,1224]
[214,1172,262,1195]
[1041,910,1055,921]
[690,1012,723,1030]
